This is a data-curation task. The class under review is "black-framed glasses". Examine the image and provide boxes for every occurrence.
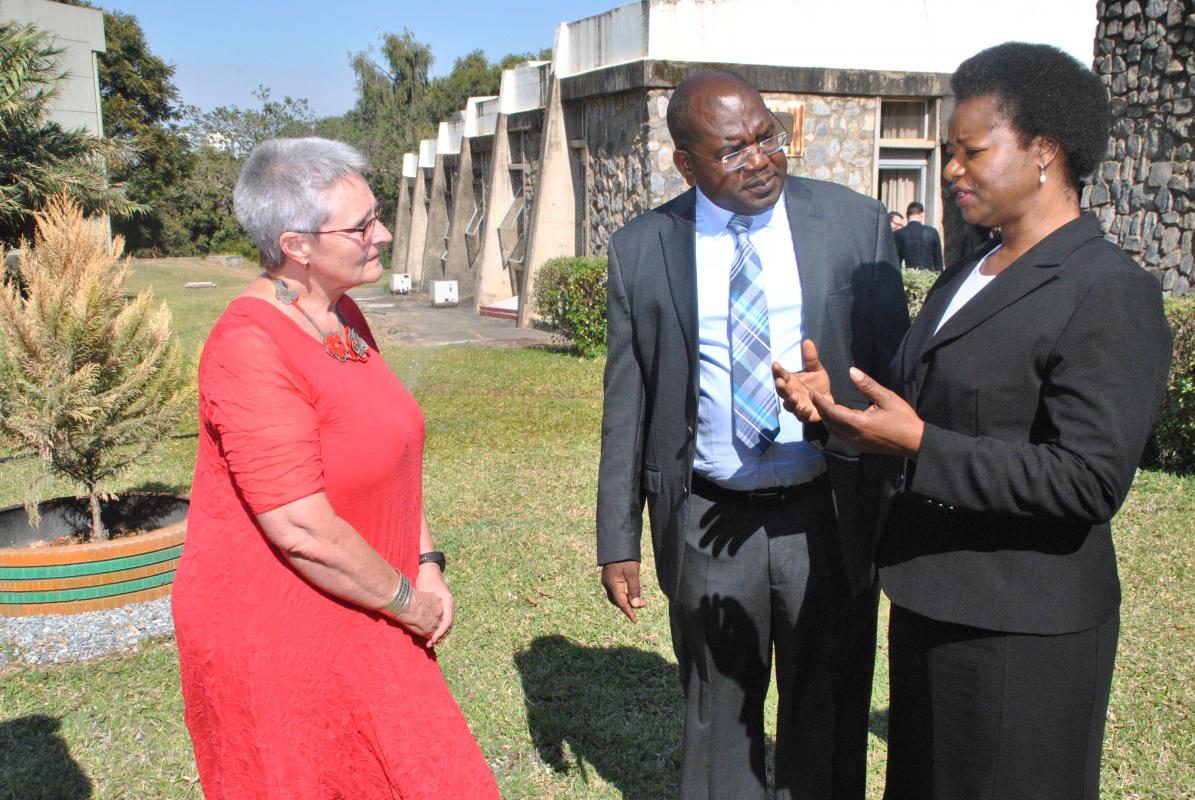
[295,205,383,239]
[686,130,790,173]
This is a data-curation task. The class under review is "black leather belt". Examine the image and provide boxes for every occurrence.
[690,472,829,506]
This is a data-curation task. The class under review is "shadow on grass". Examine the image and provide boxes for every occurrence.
[0,714,92,798]
[515,634,683,799]
[869,708,889,743]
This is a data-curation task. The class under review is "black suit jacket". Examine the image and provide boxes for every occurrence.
[878,213,1172,634]
[894,220,944,270]
[596,177,910,599]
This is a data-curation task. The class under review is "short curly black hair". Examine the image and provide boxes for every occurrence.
[951,42,1110,190]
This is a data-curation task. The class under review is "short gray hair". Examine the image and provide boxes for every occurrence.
[233,137,369,268]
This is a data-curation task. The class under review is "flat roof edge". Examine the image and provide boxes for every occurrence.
[560,60,953,101]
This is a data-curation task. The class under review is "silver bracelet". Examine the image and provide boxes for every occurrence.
[379,573,412,619]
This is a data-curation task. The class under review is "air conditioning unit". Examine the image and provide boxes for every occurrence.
[431,280,459,307]
[390,273,412,294]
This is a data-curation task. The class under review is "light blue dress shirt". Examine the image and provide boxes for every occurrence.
[692,186,826,490]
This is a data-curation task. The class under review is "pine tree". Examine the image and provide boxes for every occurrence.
[0,196,188,542]
[0,21,143,247]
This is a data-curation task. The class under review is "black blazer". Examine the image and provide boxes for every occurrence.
[894,220,944,270]
[878,213,1172,634]
[596,177,910,598]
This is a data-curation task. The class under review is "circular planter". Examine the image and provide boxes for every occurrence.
[0,494,188,617]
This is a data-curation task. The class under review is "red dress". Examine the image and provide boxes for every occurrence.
[173,296,498,799]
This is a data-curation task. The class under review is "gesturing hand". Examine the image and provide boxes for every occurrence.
[773,339,833,423]
[601,561,645,623]
[810,367,925,458]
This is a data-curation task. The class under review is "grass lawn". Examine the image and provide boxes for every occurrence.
[2,259,1193,798]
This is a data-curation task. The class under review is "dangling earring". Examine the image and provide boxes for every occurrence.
[1039,165,1046,186]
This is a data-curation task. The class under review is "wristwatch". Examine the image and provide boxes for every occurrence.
[418,550,447,572]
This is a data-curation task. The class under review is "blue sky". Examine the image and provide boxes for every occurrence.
[97,1,618,117]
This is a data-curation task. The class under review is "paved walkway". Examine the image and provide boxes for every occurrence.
[347,287,562,348]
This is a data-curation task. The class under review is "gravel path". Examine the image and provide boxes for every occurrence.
[0,597,175,670]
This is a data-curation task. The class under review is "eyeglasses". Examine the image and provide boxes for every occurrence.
[685,130,790,173]
[295,205,383,239]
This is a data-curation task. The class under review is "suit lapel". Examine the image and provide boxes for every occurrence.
[909,214,1103,402]
[785,179,828,346]
[924,259,1059,354]
[660,190,699,375]
[903,262,968,377]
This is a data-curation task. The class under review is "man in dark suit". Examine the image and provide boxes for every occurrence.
[893,201,943,270]
[595,70,908,799]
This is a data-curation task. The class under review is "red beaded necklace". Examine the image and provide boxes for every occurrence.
[271,278,369,363]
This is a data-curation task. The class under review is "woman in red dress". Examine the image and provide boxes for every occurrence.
[172,137,499,799]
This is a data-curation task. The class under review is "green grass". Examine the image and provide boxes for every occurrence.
[2,260,1193,798]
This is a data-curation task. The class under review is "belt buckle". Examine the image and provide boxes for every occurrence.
[746,486,786,503]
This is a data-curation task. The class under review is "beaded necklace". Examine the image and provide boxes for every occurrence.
[271,278,369,363]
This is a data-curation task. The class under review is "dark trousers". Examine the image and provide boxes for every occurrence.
[885,605,1119,800]
[669,477,877,800]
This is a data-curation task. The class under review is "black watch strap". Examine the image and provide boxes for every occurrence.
[419,550,447,572]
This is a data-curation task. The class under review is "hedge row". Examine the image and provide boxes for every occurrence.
[531,257,1194,474]
[1151,297,1195,473]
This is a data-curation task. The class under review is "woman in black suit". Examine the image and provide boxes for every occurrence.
[775,43,1172,798]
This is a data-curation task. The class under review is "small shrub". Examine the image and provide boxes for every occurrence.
[0,196,189,541]
[1149,297,1195,474]
[901,267,940,322]
[533,256,608,357]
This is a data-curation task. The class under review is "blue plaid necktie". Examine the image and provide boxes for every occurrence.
[727,213,780,454]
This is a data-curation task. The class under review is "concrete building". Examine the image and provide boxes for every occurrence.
[1,0,105,135]
[441,96,498,305]
[394,0,1182,326]
[389,153,419,274]
[473,62,552,314]
[401,138,438,288]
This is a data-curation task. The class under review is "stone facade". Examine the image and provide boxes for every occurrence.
[583,90,655,256]
[785,95,877,195]
[584,88,880,255]
[1084,0,1194,294]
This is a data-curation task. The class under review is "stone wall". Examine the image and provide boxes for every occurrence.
[784,94,877,195]
[584,89,880,255]
[1084,0,1194,294]
[584,90,655,255]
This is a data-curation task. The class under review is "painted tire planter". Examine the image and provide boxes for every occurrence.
[0,494,188,617]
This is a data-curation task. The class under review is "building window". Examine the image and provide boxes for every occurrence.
[877,99,936,218]
[880,100,929,141]
[878,162,926,218]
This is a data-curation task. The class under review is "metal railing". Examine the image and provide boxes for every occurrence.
[463,200,485,266]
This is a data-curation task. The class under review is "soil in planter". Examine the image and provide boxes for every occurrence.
[0,494,189,549]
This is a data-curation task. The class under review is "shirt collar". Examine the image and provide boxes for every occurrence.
[695,184,787,237]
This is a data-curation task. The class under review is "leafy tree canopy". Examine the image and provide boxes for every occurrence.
[338,32,549,236]
[57,0,192,255]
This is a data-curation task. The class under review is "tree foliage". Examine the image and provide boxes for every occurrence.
[187,87,317,158]
[339,30,437,228]
[0,21,141,248]
[338,31,546,233]
[92,8,193,255]
[0,197,188,541]
[150,88,319,258]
